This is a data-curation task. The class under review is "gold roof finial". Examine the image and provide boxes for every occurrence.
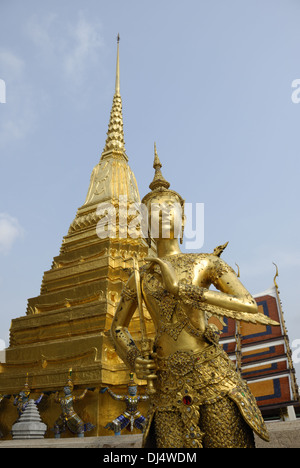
[102,35,127,159]
[149,143,170,191]
[273,262,279,289]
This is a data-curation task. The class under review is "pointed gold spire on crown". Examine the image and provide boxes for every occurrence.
[142,143,184,208]
[149,143,170,191]
[22,372,30,395]
[65,368,74,391]
[102,34,127,160]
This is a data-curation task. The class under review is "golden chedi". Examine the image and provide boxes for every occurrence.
[0,37,153,438]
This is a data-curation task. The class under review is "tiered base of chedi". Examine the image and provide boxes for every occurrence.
[0,38,154,438]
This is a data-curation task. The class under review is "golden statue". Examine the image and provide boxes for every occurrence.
[111,145,279,448]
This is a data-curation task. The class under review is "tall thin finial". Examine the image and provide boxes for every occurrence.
[101,35,126,159]
[115,33,120,95]
[153,142,161,168]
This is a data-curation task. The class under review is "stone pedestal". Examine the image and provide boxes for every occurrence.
[12,399,47,439]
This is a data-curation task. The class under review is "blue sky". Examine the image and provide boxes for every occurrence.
[0,0,300,378]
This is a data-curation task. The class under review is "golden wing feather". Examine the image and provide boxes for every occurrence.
[203,303,279,326]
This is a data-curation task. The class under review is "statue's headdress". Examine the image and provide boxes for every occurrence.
[65,368,74,391]
[22,373,31,395]
[128,372,137,388]
[142,143,184,207]
[142,143,185,245]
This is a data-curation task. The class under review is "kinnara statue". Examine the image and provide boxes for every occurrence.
[111,145,279,448]
[52,370,95,438]
[101,373,148,435]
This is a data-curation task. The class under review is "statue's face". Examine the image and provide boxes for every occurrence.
[63,386,71,395]
[20,391,29,401]
[147,193,183,241]
[128,385,137,396]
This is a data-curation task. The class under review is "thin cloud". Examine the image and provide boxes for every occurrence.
[63,14,104,86]
[241,248,300,279]
[0,49,24,81]
[26,12,105,89]
[25,12,58,57]
[0,213,24,255]
[0,100,37,145]
[0,48,37,147]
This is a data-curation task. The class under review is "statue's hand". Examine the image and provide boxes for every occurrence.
[100,387,108,394]
[145,257,179,295]
[135,355,157,381]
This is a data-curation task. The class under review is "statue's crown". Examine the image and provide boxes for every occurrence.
[65,368,74,391]
[142,143,184,207]
[128,372,137,387]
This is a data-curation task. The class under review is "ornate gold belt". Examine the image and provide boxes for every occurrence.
[156,344,222,376]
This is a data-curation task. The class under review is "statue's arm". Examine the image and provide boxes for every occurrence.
[110,274,142,371]
[74,389,88,401]
[139,394,150,401]
[203,256,258,314]
[35,393,44,405]
[146,255,257,318]
[107,388,126,401]
[179,256,257,315]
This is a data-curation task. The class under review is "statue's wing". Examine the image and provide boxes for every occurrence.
[203,303,279,326]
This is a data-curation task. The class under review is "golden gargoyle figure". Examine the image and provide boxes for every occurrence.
[111,144,279,448]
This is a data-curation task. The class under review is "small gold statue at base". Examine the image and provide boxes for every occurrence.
[101,373,148,435]
[111,145,279,448]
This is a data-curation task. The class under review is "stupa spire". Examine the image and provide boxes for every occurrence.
[115,33,120,95]
[102,34,127,160]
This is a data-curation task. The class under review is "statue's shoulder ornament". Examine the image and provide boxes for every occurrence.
[207,242,237,282]
[212,241,229,257]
